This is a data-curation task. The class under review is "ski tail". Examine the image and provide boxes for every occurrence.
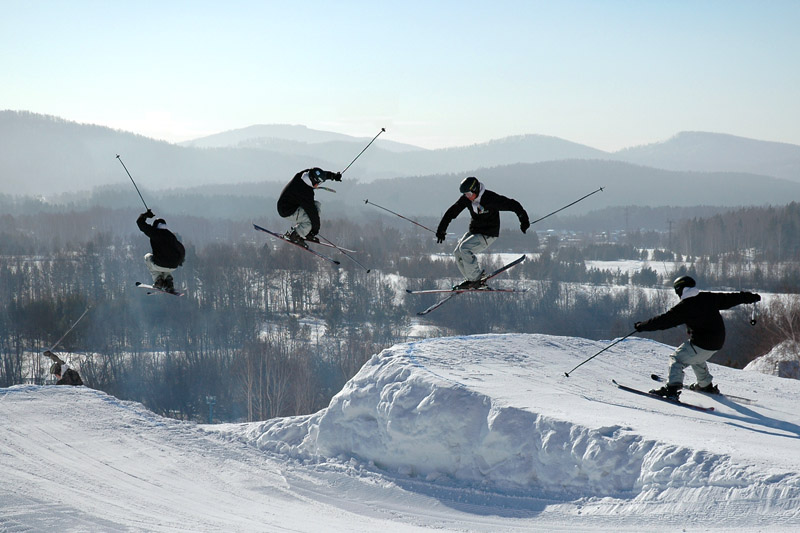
[482,255,526,282]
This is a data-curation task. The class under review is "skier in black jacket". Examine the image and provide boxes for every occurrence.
[137,210,185,293]
[277,167,341,247]
[635,275,760,399]
[45,350,83,386]
[436,177,529,289]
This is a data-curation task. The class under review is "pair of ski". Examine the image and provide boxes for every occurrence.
[135,281,183,297]
[252,224,358,267]
[406,255,528,316]
[613,380,715,412]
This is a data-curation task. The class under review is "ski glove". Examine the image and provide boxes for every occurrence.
[634,321,644,332]
[331,172,342,182]
[741,292,761,303]
[520,219,530,234]
[144,209,155,219]
[436,230,446,244]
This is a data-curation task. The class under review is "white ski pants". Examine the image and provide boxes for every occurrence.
[454,232,497,281]
[286,202,321,238]
[144,253,176,283]
[668,341,716,387]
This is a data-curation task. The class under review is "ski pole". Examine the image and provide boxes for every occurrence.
[116,154,149,211]
[47,306,91,353]
[564,330,636,377]
[340,128,385,175]
[750,301,758,326]
[363,199,438,234]
[530,186,604,226]
[317,234,371,273]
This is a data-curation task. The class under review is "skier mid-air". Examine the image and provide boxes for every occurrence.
[435,176,530,290]
[277,167,342,248]
[136,210,186,294]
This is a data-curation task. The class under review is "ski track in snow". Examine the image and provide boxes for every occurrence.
[3,333,800,532]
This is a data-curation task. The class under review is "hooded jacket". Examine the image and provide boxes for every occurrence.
[277,168,339,235]
[137,214,185,268]
[635,287,759,350]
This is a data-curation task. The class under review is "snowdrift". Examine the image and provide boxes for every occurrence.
[226,334,800,525]
[4,333,800,531]
[745,339,800,379]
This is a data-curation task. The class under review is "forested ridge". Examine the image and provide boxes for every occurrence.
[2,202,799,422]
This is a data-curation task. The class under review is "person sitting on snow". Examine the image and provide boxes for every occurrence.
[45,350,83,386]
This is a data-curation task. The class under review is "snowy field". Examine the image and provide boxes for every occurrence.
[3,333,800,532]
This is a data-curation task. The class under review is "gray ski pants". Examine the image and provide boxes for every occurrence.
[668,341,716,387]
[454,232,497,281]
[287,201,321,238]
[144,253,176,283]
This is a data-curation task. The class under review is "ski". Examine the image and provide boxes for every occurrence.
[135,282,184,297]
[613,380,715,412]
[410,255,527,316]
[253,224,340,265]
[650,374,756,404]
[406,287,528,295]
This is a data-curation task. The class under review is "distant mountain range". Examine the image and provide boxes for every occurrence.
[2,111,800,214]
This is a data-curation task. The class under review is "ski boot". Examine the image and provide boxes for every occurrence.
[284,229,308,248]
[649,383,682,400]
[163,275,177,294]
[153,276,167,290]
[452,271,486,290]
[689,382,720,394]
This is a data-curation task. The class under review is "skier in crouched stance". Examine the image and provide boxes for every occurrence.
[634,275,760,400]
[436,176,529,290]
[277,167,342,247]
[137,210,185,294]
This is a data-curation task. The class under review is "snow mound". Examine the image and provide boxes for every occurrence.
[745,339,800,379]
[228,334,800,523]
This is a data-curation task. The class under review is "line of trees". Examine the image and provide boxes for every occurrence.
[2,203,798,422]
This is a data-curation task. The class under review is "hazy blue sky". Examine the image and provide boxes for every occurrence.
[2,0,798,151]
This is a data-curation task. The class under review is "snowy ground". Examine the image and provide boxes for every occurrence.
[3,333,800,532]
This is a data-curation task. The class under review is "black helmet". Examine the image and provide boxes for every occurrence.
[673,275,696,296]
[308,168,324,186]
[459,176,480,195]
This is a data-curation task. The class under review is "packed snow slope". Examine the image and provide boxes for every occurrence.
[3,334,800,532]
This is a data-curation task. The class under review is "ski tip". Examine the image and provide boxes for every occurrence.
[135,282,142,286]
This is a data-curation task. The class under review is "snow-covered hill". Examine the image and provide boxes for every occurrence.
[3,334,800,531]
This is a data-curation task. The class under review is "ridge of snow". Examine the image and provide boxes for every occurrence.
[217,334,800,525]
[4,333,800,531]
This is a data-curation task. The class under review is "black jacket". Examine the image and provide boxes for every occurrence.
[636,291,759,350]
[137,214,185,269]
[57,368,83,386]
[277,168,338,234]
[437,190,529,238]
